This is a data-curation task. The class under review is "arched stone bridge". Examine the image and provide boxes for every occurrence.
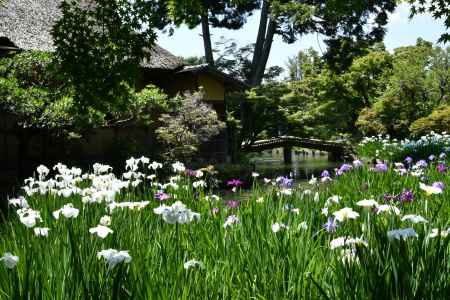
[241,136,355,163]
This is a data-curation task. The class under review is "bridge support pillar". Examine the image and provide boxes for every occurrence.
[283,147,292,164]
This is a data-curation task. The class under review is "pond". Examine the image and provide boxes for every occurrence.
[249,148,341,181]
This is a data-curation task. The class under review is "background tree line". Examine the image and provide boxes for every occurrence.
[224,38,449,148]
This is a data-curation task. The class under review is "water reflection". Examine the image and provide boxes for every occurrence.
[249,148,341,180]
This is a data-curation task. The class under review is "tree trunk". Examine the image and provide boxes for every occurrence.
[249,0,269,86]
[201,12,214,66]
[253,19,276,86]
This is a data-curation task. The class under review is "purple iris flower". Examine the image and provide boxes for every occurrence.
[432,182,445,191]
[278,176,294,188]
[404,156,413,164]
[211,207,220,216]
[339,164,352,172]
[400,189,414,203]
[227,179,243,187]
[322,217,338,233]
[428,154,436,161]
[353,159,363,168]
[226,200,240,209]
[321,170,330,178]
[154,192,170,201]
[416,160,428,168]
[336,164,352,176]
[375,163,388,172]
[437,164,447,173]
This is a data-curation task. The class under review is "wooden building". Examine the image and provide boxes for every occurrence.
[0,0,246,166]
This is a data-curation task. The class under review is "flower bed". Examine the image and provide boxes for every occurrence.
[0,151,449,298]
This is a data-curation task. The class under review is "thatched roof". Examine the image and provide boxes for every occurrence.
[0,0,61,52]
[0,0,244,88]
[0,0,183,70]
[142,46,183,70]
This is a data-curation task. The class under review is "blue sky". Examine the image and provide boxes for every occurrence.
[157,3,447,72]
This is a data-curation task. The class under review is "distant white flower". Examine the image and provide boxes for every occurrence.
[52,203,79,220]
[291,208,300,214]
[321,176,332,183]
[272,222,289,233]
[411,170,424,177]
[125,157,139,171]
[376,205,400,215]
[401,214,427,224]
[308,175,317,185]
[184,259,205,270]
[195,170,204,178]
[223,215,240,228]
[8,196,29,209]
[330,236,368,250]
[419,183,443,196]
[279,189,292,196]
[131,179,142,187]
[193,180,207,189]
[428,228,450,239]
[0,252,19,269]
[56,188,76,198]
[100,215,112,226]
[147,174,157,181]
[256,197,264,203]
[303,189,312,195]
[89,225,113,239]
[321,207,329,216]
[17,208,41,228]
[326,195,341,205]
[36,165,49,179]
[387,228,418,240]
[84,190,117,204]
[356,199,379,208]
[149,161,163,170]
[298,221,308,230]
[122,171,133,180]
[108,201,149,213]
[172,161,186,173]
[92,163,113,175]
[154,201,200,224]
[251,172,259,178]
[139,156,150,165]
[34,227,50,237]
[205,195,220,202]
[97,249,131,269]
[263,178,271,184]
[333,207,359,222]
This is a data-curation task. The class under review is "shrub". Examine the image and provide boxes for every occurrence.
[410,105,450,136]
[156,91,225,162]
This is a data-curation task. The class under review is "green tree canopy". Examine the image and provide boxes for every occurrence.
[52,0,158,127]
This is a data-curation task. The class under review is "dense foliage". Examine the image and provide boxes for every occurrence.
[52,0,158,126]
[230,39,449,147]
[0,51,170,132]
[0,51,74,129]
[357,40,449,138]
[0,146,449,298]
